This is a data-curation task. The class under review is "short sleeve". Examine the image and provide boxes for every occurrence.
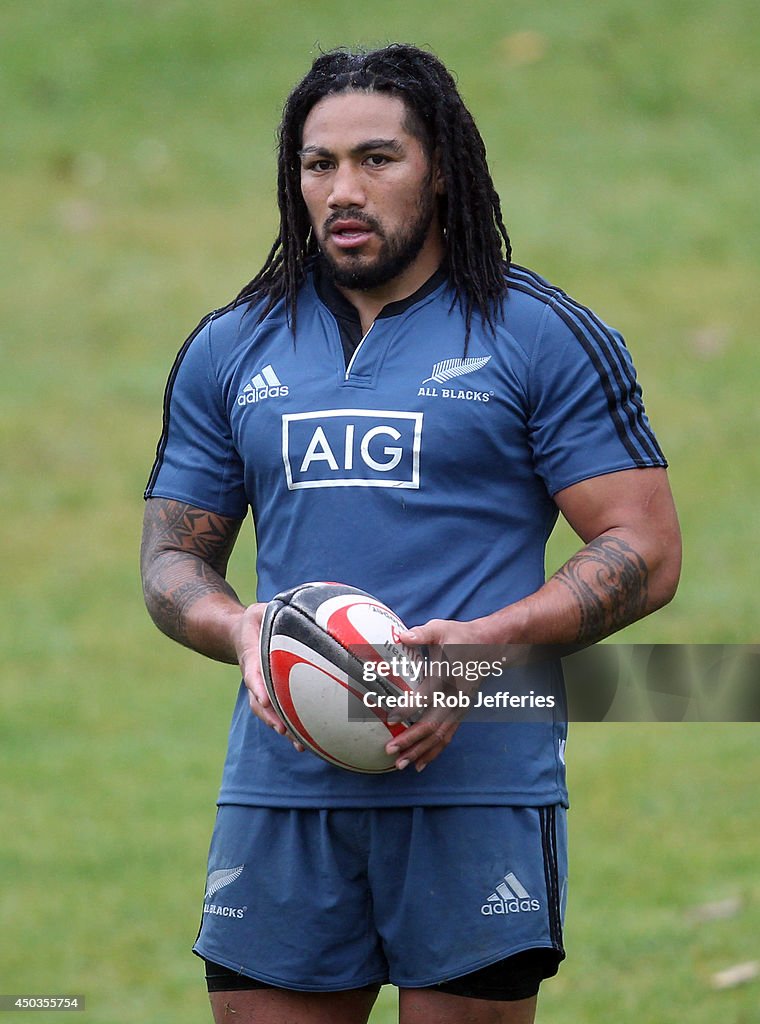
[144,316,248,518]
[528,299,667,496]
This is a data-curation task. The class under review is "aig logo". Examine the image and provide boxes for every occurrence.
[282,410,423,490]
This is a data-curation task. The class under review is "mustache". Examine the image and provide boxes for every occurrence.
[323,209,384,235]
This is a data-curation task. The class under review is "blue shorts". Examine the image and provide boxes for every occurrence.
[193,804,567,992]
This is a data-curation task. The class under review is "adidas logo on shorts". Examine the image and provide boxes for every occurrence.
[481,871,541,916]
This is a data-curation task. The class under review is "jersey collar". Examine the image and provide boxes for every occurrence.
[313,258,448,365]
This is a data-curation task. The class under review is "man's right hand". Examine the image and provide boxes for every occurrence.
[235,602,305,751]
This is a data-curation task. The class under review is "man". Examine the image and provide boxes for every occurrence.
[141,44,681,1024]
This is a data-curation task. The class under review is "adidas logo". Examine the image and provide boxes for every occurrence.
[237,364,289,406]
[481,871,541,916]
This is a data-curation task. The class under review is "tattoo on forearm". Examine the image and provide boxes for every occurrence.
[142,498,241,574]
[144,553,240,644]
[141,499,243,645]
[553,535,649,644]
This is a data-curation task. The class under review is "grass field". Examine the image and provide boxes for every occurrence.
[1,1,758,1021]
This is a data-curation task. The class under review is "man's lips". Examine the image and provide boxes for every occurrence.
[327,219,376,249]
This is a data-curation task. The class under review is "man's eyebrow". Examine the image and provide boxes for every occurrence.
[353,138,404,154]
[298,138,404,158]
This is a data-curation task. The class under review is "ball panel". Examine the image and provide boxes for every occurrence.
[269,635,400,773]
[285,581,368,621]
[314,593,422,694]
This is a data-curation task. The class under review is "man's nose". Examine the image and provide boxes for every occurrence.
[328,162,366,209]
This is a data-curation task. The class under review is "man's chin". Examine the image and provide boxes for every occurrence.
[324,253,387,292]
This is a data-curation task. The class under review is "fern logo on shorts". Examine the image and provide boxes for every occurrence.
[203,865,247,919]
[205,865,244,899]
[481,871,541,916]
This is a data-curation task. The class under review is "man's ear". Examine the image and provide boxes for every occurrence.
[432,151,446,195]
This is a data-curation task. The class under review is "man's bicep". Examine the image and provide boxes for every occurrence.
[141,497,244,576]
[553,467,679,546]
[544,468,680,642]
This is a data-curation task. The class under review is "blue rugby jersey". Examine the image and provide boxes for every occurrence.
[145,263,666,807]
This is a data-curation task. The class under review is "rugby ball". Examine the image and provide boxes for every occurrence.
[259,582,422,773]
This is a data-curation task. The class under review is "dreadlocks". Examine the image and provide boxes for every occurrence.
[236,44,512,337]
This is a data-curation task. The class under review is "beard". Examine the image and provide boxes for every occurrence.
[320,192,437,291]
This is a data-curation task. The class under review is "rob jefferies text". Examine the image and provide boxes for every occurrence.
[354,652,557,721]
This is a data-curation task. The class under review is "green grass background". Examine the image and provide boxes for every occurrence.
[1,1,758,1021]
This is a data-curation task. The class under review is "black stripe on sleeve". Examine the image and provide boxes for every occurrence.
[508,267,666,466]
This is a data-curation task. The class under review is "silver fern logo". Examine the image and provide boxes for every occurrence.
[422,356,491,385]
[205,865,244,899]
[418,355,494,404]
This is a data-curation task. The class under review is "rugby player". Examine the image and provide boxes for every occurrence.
[141,44,681,1024]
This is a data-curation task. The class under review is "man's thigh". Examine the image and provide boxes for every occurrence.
[399,989,537,1024]
[208,987,537,1024]
[209,986,379,1024]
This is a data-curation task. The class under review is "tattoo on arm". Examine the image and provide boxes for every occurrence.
[553,535,649,645]
[141,498,244,647]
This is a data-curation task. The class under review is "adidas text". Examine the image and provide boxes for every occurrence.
[481,898,541,916]
[482,871,540,916]
[237,384,289,406]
